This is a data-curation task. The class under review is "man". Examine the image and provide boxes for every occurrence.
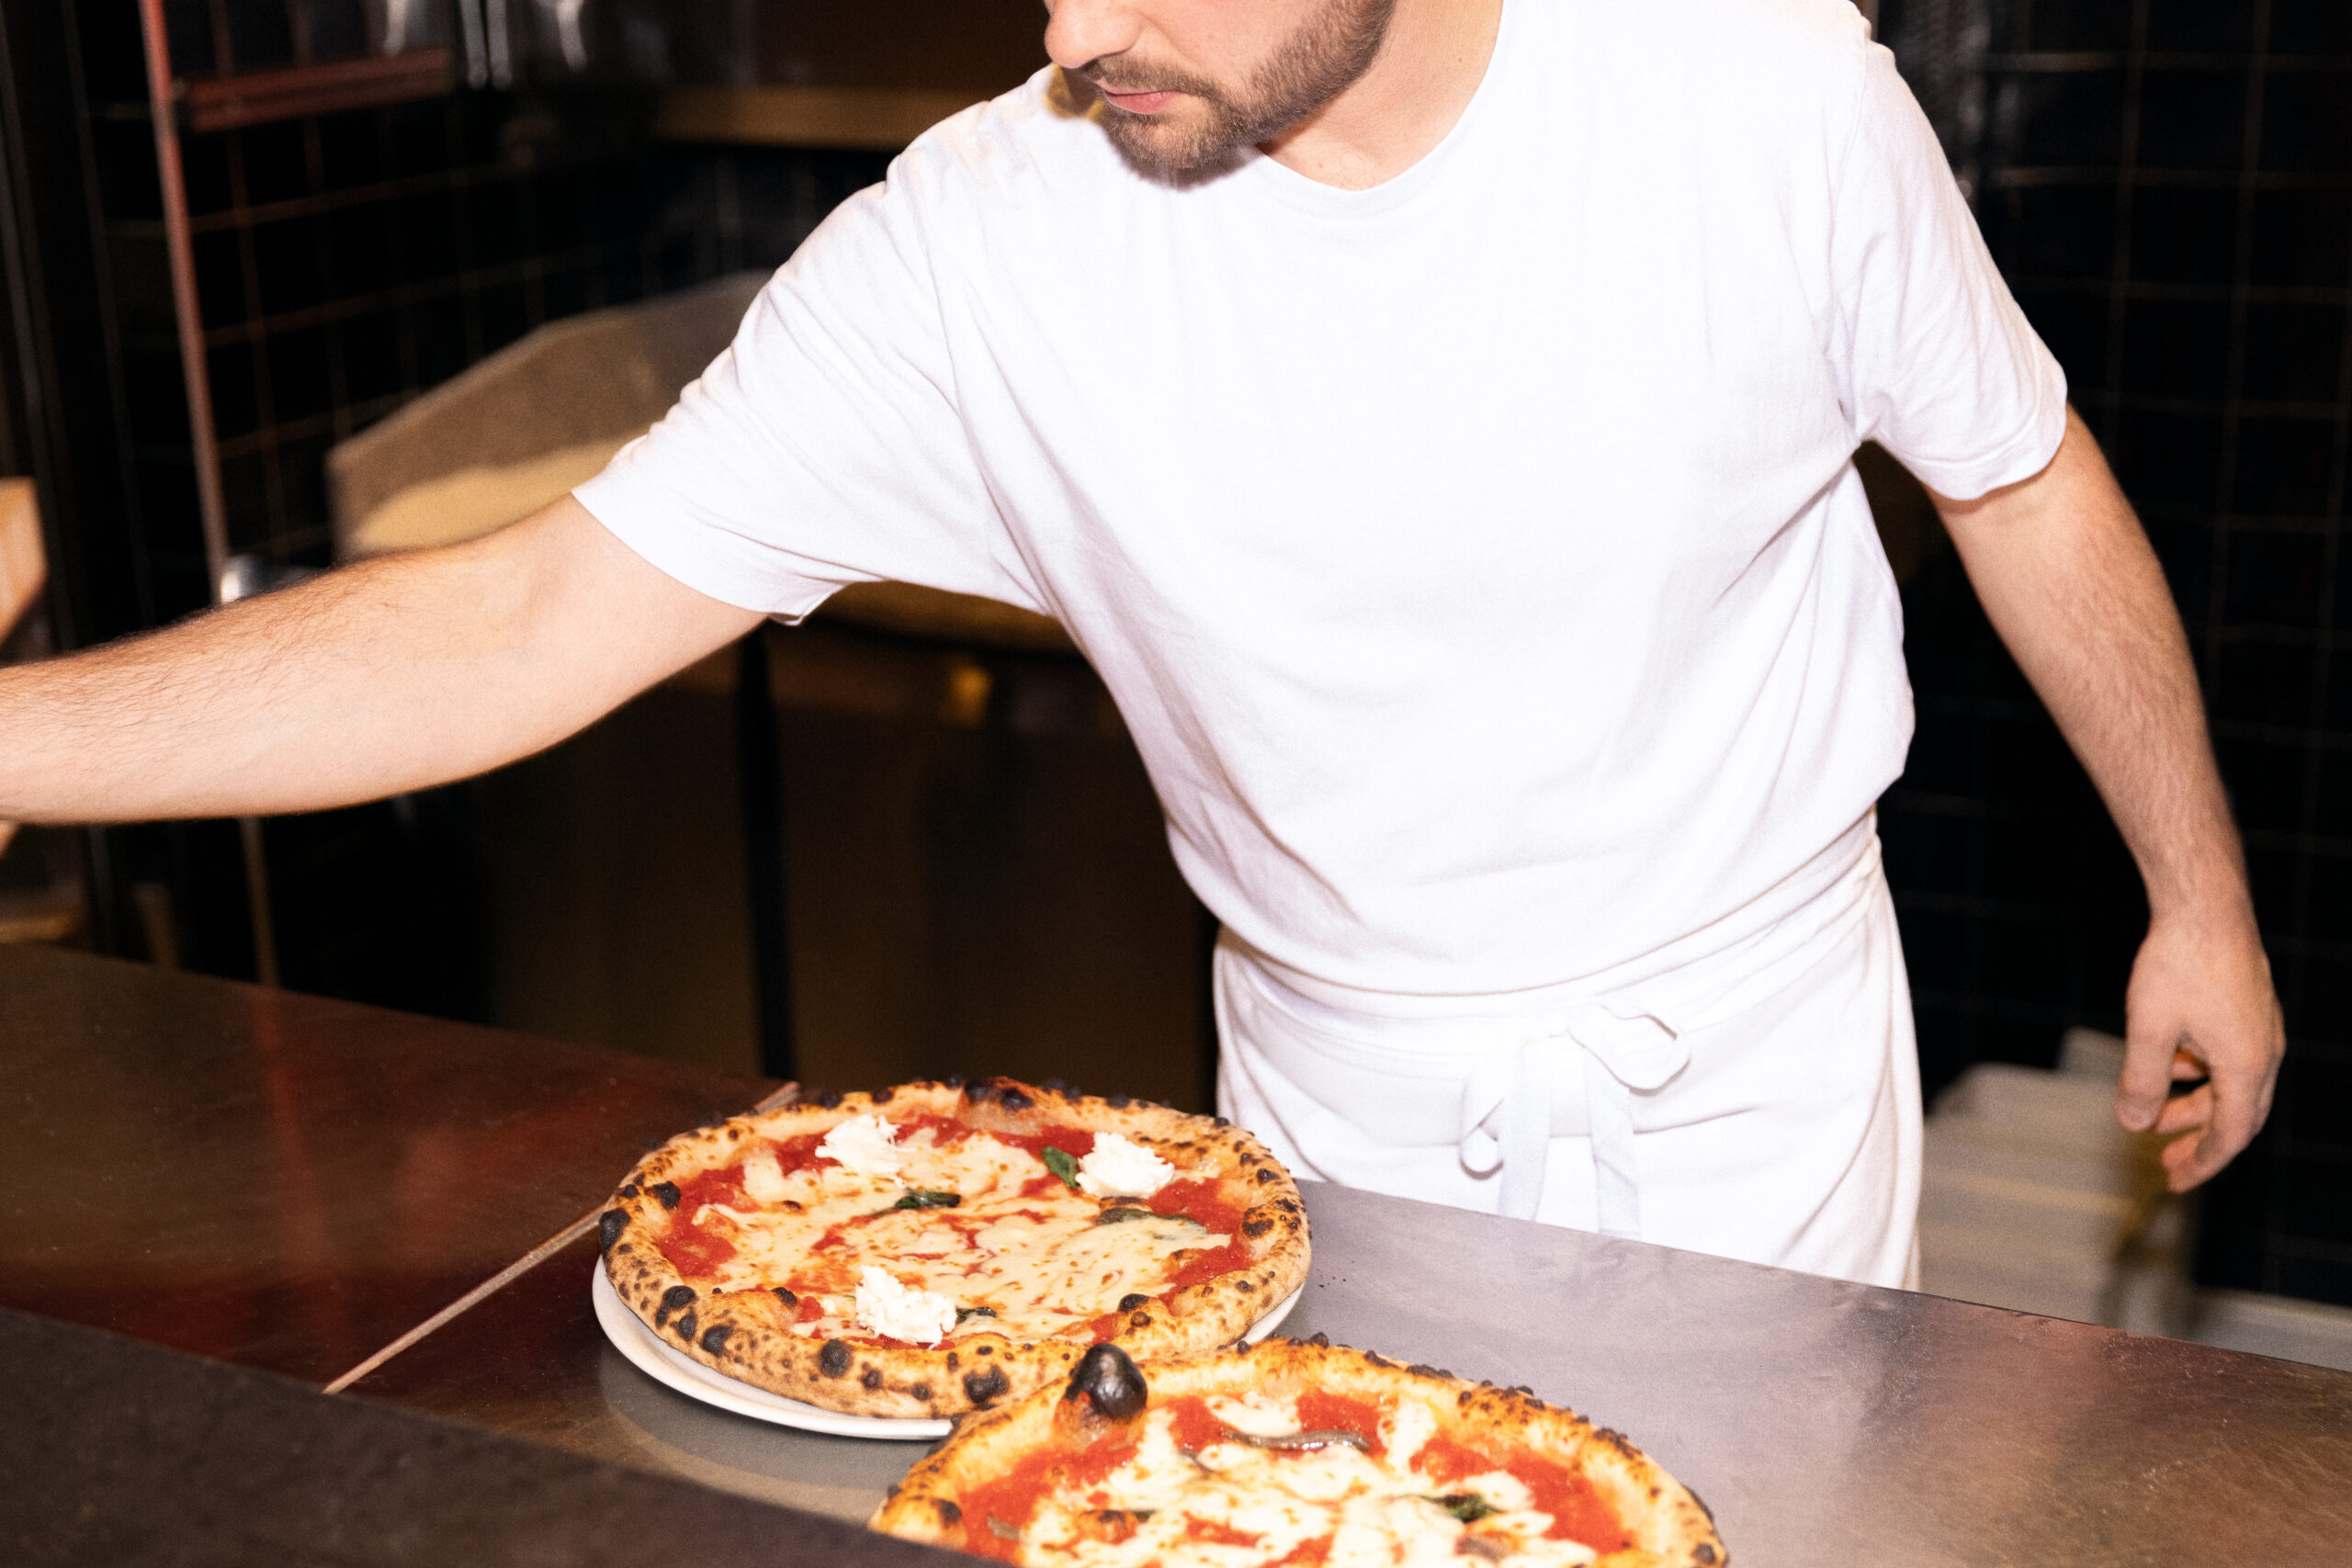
[0,0,2280,1287]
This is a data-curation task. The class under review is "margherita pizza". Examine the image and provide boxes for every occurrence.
[873,1337,1724,1567]
[598,1077,1311,1418]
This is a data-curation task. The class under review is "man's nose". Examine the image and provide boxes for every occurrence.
[1043,0,1147,70]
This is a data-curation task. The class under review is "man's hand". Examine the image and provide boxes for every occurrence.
[1932,407,2285,1188]
[0,497,762,824]
[2120,904,2283,1190]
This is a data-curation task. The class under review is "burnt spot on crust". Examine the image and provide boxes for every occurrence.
[910,1382,932,1401]
[675,1311,698,1342]
[598,1210,628,1252]
[872,1085,896,1103]
[1693,1547,1717,1565]
[1116,1293,1149,1312]
[1274,1198,1301,1214]
[1363,1352,1396,1370]
[945,1351,960,1370]
[973,1343,995,1356]
[1128,1312,1151,1329]
[651,1181,683,1210]
[656,1285,695,1326]
[772,1286,798,1310]
[618,1183,639,1198]
[963,1364,1012,1406]
[964,1079,997,1104]
[813,1089,843,1109]
[1037,1077,1069,1092]
[1106,1093,1132,1109]
[819,1340,853,1377]
[1212,1115,1230,1127]
[933,1499,963,1529]
[996,1086,1033,1111]
[944,1074,966,1089]
[1407,1364,1453,1380]
[1686,1487,1716,1524]
[861,1369,884,1390]
[1305,1332,1331,1348]
[701,1325,733,1355]
[1242,1215,1274,1238]
[1254,1168,1278,1184]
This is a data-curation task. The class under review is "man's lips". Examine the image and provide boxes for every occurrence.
[1096,85,1180,115]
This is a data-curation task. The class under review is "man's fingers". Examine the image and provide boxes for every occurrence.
[2114,1026,2179,1133]
[2152,1084,2210,1137]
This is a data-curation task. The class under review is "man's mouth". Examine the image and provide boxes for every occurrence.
[1094,85,1180,115]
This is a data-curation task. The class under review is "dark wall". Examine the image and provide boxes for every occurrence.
[1882,0,2352,1304]
[0,0,893,1009]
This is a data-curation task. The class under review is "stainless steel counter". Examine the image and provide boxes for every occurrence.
[350,1179,2352,1566]
[6,945,2348,1566]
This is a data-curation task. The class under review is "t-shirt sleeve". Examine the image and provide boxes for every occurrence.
[1829,41,2068,500]
[572,164,1042,620]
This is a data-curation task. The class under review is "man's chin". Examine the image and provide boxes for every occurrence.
[1098,110,1251,181]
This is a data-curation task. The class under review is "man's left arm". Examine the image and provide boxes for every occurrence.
[1929,405,2284,1190]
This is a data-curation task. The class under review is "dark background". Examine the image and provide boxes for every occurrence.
[0,1,2344,1305]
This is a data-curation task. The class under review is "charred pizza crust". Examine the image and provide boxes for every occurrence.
[598,1077,1310,1419]
[874,1337,1724,1567]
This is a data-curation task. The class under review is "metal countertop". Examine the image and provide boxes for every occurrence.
[353,1183,2352,1567]
[6,944,2348,1565]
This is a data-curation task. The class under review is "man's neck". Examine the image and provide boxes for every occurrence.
[1260,0,1506,191]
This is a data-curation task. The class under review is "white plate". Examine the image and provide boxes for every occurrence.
[593,1260,1306,1441]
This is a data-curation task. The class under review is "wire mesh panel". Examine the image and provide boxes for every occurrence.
[43,0,888,1009]
[1882,0,2352,1303]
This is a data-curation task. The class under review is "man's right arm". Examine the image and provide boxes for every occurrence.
[0,496,762,824]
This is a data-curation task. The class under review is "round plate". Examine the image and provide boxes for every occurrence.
[593,1260,1306,1441]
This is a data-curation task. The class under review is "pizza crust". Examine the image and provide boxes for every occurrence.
[598,1077,1312,1418]
[873,1337,1725,1568]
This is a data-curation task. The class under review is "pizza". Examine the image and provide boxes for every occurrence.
[872,1337,1724,1567]
[597,1077,1311,1418]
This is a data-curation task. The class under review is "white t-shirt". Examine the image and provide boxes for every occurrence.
[577,0,2066,998]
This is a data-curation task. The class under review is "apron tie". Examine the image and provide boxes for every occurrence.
[1458,1006,1687,1234]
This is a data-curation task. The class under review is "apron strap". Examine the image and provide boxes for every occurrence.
[1458,1009,1687,1233]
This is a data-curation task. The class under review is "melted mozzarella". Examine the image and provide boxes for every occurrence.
[818,1114,904,1177]
[675,1124,1227,1345]
[1003,1402,1602,1568]
[854,1266,956,1345]
[1076,1133,1174,1199]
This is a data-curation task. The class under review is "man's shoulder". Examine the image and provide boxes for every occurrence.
[1556,0,1875,113]
[887,65,1132,216]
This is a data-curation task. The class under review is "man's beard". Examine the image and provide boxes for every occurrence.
[1082,0,1399,178]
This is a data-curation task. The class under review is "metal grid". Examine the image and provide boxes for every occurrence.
[1882,0,2352,1303]
[53,0,886,1007]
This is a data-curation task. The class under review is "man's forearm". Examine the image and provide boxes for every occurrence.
[0,498,759,823]
[1933,409,2244,919]
[1932,406,2281,1186]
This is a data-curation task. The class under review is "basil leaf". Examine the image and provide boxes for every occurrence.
[1042,1146,1082,1190]
[1428,1494,1494,1522]
[886,1189,962,1212]
[1096,1206,1151,1224]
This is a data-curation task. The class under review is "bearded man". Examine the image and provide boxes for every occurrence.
[0,0,2281,1286]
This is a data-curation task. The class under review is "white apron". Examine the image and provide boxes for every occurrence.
[1215,816,1922,1288]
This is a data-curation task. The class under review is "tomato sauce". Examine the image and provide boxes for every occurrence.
[956,1406,1139,1562]
[1183,1518,1262,1548]
[1413,1433,1625,1552]
[1295,1390,1387,1456]
[1161,1394,1229,1452]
